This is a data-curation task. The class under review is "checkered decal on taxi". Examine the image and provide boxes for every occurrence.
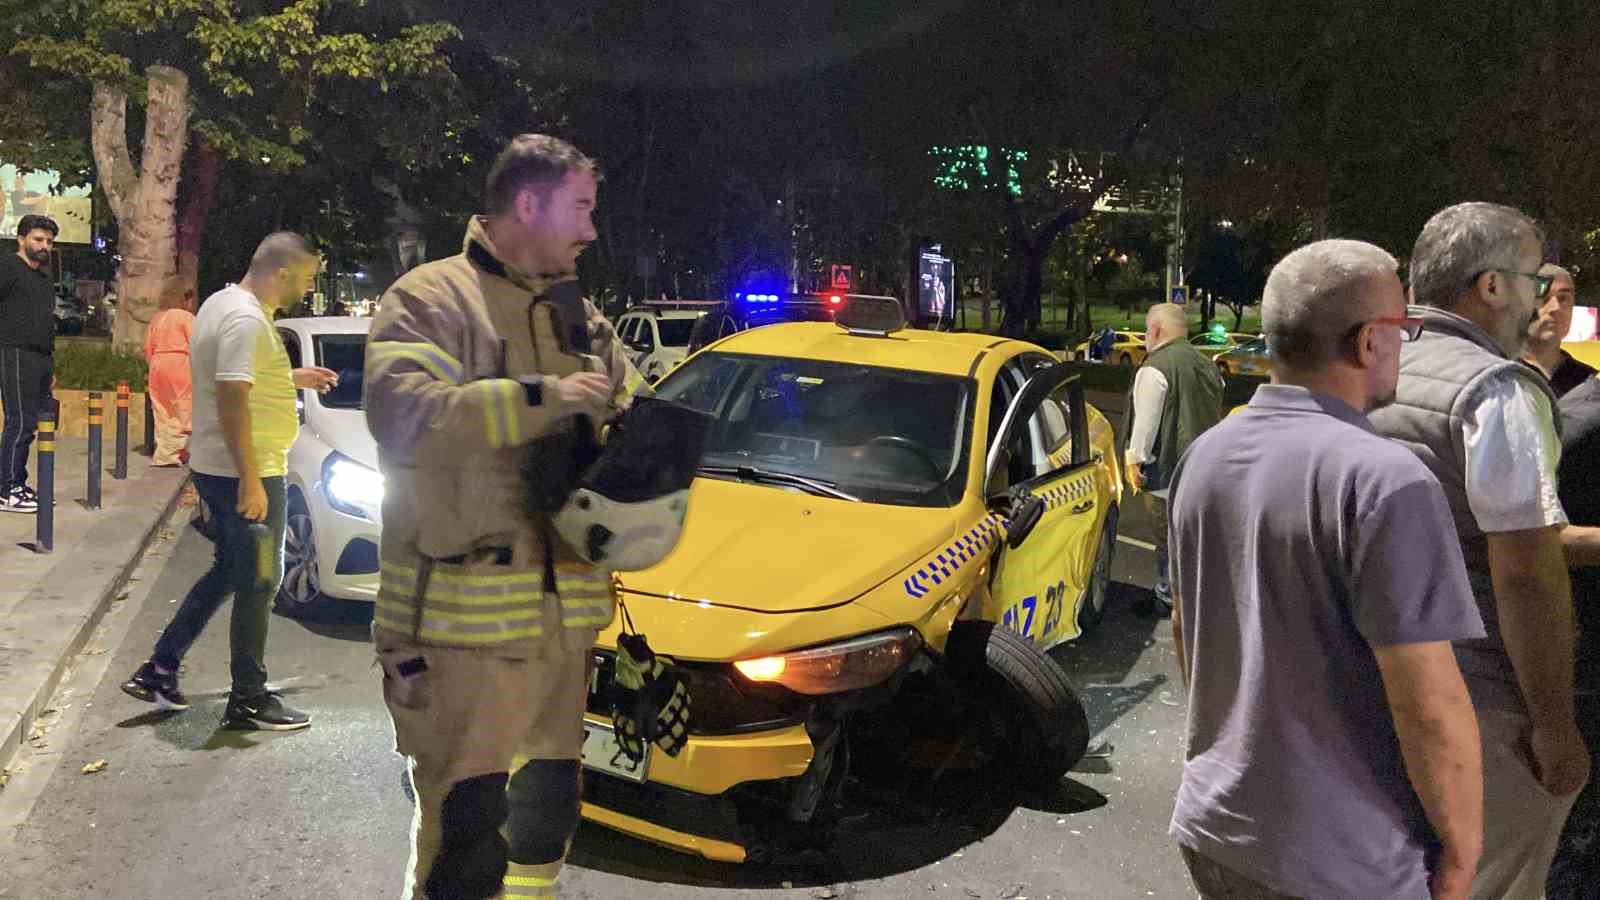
[901,472,1098,600]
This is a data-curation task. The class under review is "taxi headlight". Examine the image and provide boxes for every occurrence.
[733,628,921,695]
[323,452,384,519]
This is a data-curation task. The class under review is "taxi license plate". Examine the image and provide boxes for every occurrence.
[581,721,650,783]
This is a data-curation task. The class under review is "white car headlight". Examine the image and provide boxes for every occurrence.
[323,452,384,519]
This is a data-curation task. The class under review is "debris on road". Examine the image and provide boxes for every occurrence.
[81,759,108,775]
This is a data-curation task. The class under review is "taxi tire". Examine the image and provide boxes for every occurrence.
[946,621,1090,788]
[1075,505,1118,634]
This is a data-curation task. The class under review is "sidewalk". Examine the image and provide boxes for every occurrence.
[0,439,188,774]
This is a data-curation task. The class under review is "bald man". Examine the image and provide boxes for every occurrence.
[1124,303,1225,616]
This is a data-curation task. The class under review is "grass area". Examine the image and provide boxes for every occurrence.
[955,299,1262,339]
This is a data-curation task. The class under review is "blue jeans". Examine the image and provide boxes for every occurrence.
[152,473,286,696]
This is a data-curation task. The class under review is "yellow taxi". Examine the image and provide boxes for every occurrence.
[1188,329,1257,357]
[1070,329,1146,366]
[580,298,1123,863]
[1565,339,1600,371]
[1214,335,1270,376]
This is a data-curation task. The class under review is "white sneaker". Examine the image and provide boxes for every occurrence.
[1,485,39,513]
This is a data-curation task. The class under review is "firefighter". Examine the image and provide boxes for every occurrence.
[364,134,646,899]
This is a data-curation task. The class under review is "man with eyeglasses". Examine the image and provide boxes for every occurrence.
[1370,202,1587,899]
[1169,240,1484,899]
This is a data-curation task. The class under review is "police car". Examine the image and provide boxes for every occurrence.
[579,296,1122,863]
[616,301,713,383]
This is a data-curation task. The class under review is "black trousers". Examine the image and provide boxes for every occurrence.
[0,346,53,492]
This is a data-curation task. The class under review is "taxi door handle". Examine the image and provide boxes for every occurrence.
[1070,499,1095,515]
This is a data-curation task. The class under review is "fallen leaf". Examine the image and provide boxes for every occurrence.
[81,759,108,774]
[1001,887,1026,899]
[812,889,839,899]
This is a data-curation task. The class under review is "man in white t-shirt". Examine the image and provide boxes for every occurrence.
[121,233,337,731]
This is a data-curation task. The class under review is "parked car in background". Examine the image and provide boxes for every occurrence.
[617,302,714,383]
[1069,330,1146,366]
[1214,336,1270,376]
[1188,329,1256,357]
[272,316,381,616]
[54,296,84,335]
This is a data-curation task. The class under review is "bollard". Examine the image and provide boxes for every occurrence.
[86,391,103,510]
[114,381,130,479]
[35,409,55,552]
[142,392,155,456]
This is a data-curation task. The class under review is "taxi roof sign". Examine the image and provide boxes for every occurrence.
[835,295,906,336]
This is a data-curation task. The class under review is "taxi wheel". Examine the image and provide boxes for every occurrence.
[946,621,1090,788]
[1075,505,1118,634]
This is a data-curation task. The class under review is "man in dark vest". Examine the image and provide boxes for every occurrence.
[1124,302,1224,616]
[1370,202,1588,899]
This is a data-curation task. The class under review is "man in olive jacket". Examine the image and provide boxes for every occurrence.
[1124,302,1225,616]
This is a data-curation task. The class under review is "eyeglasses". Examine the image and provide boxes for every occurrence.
[1490,269,1554,299]
[1346,316,1425,342]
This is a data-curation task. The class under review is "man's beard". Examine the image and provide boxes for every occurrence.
[26,248,49,264]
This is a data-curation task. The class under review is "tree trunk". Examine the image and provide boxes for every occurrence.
[174,140,221,308]
[112,66,191,351]
[89,84,139,229]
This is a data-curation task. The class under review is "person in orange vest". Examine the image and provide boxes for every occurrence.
[143,288,197,466]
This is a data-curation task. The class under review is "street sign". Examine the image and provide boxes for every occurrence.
[1170,285,1189,305]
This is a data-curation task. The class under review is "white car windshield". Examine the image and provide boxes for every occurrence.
[654,352,972,507]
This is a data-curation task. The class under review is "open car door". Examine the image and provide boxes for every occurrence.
[982,362,1103,649]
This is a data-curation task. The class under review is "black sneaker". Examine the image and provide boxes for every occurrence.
[222,691,311,731]
[120,660,191,710]
[1,485,38,513]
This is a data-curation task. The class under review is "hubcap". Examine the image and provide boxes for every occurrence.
[280,508,320,607]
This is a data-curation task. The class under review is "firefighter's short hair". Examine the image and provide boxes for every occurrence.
[484,134,601,216]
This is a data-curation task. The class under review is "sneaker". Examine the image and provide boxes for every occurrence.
[222,691,311,731]
[120,660,190,710]
[1,485,38,513]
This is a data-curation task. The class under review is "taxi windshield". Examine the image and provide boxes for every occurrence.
[654,352,972,507]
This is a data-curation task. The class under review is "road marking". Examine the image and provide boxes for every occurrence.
[1116,535,1157,552]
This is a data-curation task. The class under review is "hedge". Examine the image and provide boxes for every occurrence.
[53,342,149,392]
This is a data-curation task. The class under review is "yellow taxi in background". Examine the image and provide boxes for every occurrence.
[1214,336,1270,376]
[1070,329,1146,366]
[1188,329,1258,357]
[1565,339,1600,371]
[580,298,1123,863]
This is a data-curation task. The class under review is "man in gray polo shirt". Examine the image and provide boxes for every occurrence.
[1169,240,1486,899]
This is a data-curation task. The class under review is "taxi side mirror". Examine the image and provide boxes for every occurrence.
[992,491,1045,549]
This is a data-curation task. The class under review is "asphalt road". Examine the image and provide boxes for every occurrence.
[0,403,1189,900]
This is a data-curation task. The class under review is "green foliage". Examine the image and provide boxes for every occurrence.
[11,0,461,173]
[53,342,149,392]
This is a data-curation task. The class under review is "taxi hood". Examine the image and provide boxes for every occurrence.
[617,477,960,613]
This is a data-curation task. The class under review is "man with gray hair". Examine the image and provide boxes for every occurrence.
[1123,302,1223,616]
[1370,202,1589,898]
[1168,239,1486,899]
[1524,263,1596,398]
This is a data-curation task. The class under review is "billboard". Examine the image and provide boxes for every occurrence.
[917,249,954,327]
[1,164,93,245]
[1569,305,1598,343]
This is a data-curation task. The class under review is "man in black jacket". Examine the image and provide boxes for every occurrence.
[1,214,59,513]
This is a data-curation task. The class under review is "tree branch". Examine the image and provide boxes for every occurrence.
[90,82,139,228]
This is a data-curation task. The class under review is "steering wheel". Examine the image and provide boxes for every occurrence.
[866,435,945,479]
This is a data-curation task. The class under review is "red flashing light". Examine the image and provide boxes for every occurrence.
[828,295,843,306]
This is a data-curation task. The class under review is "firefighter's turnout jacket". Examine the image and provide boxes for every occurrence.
[364,216,646,648]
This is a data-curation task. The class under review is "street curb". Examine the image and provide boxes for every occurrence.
[0,473,190,776]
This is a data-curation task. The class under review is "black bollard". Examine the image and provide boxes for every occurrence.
[142,391,155,456]
[87,392,103,510]
[36,409,55,552]
[114,381,129,479]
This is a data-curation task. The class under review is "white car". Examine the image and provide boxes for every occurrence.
[615,304,711,382]
[273,317,383,615]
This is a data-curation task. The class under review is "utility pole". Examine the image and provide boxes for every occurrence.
[1164,164,1185,303]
